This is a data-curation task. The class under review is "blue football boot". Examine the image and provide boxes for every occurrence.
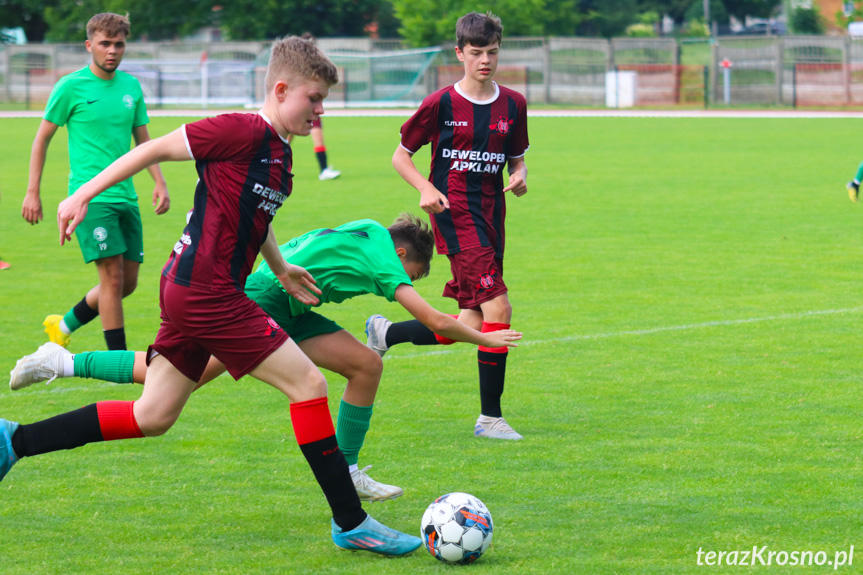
[0,419,20,481]
[332,514,422,557]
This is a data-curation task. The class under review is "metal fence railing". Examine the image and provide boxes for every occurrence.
[4,35,863,109]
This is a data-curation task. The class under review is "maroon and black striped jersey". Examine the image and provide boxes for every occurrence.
[162,112,293,291]
[399,82,529,257]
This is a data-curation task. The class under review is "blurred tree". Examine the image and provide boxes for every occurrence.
[638,0,697,24]
[0,0,53,42]
[720,0,781,20]
[220,0,388,40]
[392,0,559,47]
[790,5,824,34]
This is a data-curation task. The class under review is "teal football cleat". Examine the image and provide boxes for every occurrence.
[0,419,20,482]
[332,514,421,557]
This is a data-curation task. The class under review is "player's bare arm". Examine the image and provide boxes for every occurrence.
[57,128,190,244]
[394,284,520,349]
[132,125,170,215]
[392,145,450,214]
[260,224,321,306]
[503,156,528,197]
[23,120,61,225]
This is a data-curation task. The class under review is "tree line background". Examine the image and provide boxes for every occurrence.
[1,0,799,45]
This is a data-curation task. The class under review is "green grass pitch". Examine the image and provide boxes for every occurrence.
[0,113,861,574]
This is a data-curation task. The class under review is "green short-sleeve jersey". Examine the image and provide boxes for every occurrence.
[44,67,148,204]
[254,219,413,316]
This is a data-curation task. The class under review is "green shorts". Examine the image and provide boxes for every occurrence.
[74,201,144,264]
[244,273,342,343]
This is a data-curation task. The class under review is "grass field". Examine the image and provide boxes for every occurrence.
[0,113,862,574]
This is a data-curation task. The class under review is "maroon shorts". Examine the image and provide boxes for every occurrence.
[442,246,507,310]
[311,118,322,129]
[149,276,289,382]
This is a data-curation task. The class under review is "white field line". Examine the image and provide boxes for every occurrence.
[384,306,863,361]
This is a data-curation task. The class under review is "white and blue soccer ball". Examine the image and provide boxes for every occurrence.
[420,492,493,564]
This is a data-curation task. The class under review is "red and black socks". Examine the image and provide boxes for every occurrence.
[478,322,510,418]
[291,397,366,531]
[10,401,143,458]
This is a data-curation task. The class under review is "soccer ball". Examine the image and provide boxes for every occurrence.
[420,492,493,564]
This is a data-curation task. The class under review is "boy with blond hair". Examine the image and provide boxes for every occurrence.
[2,36,420,557]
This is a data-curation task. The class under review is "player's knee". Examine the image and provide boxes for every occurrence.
[137,412,177,437]
[122,275,138,297]
[304,366,329,398]
[351,347,383,380]
[483,298,512,322]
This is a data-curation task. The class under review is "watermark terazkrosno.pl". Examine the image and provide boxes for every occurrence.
[696,546,854,569]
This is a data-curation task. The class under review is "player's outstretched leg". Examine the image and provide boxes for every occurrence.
[364,315,392,357]
[0,419,20,481]
[10,343,71,390]
[848,181,859,203]
[43,315,72,347]
[331,514,421,556]
[351,465,404,502]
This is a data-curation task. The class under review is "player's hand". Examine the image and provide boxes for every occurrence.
[277,263,322,306]
[484,329,522,349]
[152,181,170,215]
[57,194,89,245]
[419,184,449,214]
[503,173,527,197]
[22,192,44,225]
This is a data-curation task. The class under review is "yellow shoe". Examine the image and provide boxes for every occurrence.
[848,182,859,203]
[42,314,71,347]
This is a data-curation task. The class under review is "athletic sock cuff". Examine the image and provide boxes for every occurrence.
[480,322,511,353]
[290,397,335,445]
[336,400,373,431]
[96,401,143,440]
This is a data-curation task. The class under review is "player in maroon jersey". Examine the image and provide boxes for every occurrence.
[0,36,421,557]
[368,11,529,441]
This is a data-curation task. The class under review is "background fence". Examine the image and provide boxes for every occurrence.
[5,35,863,109]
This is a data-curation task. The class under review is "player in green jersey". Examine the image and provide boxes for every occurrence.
[10,214,521,500]
[22,13,169,351]
[847,162,863,202]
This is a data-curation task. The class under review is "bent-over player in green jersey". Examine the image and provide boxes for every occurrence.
[10,214,521,501]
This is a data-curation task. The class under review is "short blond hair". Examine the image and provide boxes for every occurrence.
[86,13,130,40]
[265,36,339,92]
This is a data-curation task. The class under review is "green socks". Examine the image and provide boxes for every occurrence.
[73,351,135,384]
[335,400,373,466]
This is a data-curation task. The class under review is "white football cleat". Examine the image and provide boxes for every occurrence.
[319,167,341,181]
[364,314,392,358]
[474,415,523,440]
[10,342,71,390]
[351,465,404,501]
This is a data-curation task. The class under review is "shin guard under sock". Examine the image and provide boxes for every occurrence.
[478,322,510,418]
[335,400,373,467]
[291,397,366,531]
[74,351,136,383]
[11,401,143,458]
